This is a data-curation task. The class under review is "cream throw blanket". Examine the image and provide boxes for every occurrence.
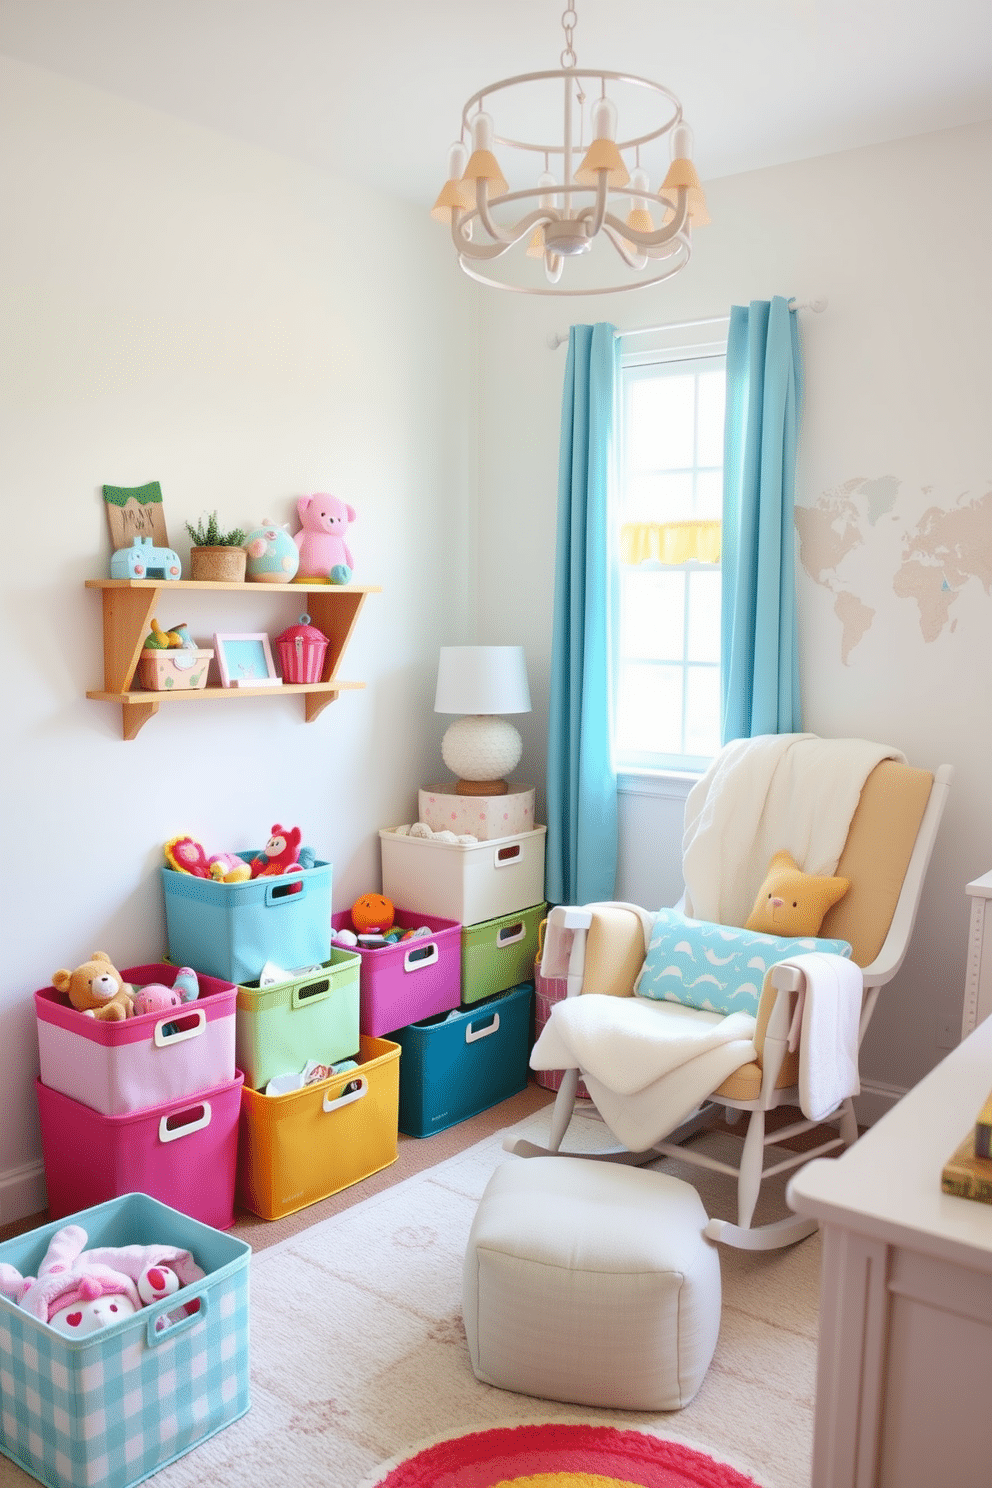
[681,732,906,927]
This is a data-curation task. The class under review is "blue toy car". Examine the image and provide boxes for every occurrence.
[110,536,182,581]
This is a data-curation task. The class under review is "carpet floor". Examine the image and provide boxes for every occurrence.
[0,1087,820,1488]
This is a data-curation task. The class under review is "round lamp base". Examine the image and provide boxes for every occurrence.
[441,715,522,795]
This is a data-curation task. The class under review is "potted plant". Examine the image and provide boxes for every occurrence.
[186,512,248,583]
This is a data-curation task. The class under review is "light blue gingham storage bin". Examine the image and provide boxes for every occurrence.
[0,1192,250,1488]
[162,856,333,986]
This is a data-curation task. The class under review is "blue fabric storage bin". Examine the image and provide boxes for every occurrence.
[393,981,533,1136]
[0,1191,250,1488]
[162,855,333,986]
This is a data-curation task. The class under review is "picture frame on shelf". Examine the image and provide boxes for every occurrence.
[213,633,282,689]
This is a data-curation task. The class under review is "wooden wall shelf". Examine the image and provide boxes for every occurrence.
[86,578,379,739]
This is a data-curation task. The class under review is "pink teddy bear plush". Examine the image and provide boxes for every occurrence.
[294,493,355,584]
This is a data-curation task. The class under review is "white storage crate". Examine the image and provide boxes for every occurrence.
[0,1192,250,1488]
[379,825,546,925]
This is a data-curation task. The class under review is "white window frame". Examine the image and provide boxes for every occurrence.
[615,336,727,778]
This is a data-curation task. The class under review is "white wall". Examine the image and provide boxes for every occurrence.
[476,119,992,1116]
[0,57,479,1220]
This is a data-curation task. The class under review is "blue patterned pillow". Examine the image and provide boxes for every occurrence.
[634,908,853,1017]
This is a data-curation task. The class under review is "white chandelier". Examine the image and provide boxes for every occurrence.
[432,4,709,295]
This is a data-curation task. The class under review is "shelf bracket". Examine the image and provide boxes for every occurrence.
[121,700,159,740]
[305,690,340,723]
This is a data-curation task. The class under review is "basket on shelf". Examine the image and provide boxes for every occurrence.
[274,614,329,684]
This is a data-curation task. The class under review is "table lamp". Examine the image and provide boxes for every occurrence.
[434,645,532,796]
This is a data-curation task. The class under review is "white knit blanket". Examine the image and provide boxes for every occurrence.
[681,733,906,928]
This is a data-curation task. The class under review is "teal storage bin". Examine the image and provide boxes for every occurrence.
[393,981,534,1136]
[461,902,545,1005]
[235,946,361,1090]
[162,855,333,986]
[0,1191,250,1488]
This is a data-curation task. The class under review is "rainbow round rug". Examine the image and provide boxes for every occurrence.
[361,1422,765,1488]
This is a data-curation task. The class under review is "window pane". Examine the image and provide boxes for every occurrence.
[629,375,695,469]
[624,470,694,523]
[694,469,723,521]
[686,570,721,662]
[697,372,726,467]
[685,665,721,758]
[617,662,683,756]
[621,570,684,661]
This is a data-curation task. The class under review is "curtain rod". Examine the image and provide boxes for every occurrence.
[545,297,827,350]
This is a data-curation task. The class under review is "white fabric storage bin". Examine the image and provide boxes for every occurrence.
[379,825,546,925]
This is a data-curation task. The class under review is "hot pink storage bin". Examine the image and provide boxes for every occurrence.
[274,613,329,683]
[331,908,462,1037]
[36,1072,244,1230]
[34,963,236,1116]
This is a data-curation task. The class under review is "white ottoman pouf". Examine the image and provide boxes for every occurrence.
[462,1156,721,1411]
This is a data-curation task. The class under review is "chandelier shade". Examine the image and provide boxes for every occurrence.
[433,3,709,295]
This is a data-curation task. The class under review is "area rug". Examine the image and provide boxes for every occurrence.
[0,1107,818,1488]
[360,1421,767,1487]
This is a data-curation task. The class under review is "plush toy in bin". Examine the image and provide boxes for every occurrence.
[249,824,303,878]
[0,1223,204,1336]
[52,952,134,1022]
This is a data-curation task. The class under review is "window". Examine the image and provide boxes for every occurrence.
[615,347,726,773]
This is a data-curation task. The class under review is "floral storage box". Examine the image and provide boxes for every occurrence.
[137,649,213,691]
[0,1191,250,1488]
[417,785,536,842]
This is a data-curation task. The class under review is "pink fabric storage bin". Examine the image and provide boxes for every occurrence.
[533,920,589,1100]
[34,963,236,1116]
[331,909,462,1037]
[36,1072,244,1230]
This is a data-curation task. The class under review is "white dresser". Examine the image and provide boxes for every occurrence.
[787,1015,992,1488]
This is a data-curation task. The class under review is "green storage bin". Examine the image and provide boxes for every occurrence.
[461,902,546,1006]
[235,946,360,1091]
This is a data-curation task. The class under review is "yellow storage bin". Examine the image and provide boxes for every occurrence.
[236,1034,399,1220]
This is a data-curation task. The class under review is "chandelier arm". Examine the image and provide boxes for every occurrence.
[600,222,648,271]
[457,240,693,295]
[603,187,690,248]
[455,208,560,261]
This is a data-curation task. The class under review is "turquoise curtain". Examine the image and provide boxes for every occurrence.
[546,323,620,906]
[721,296,803,741]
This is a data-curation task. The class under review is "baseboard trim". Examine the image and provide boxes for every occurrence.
[854,1079,906,1127]
[0,1162,47,1227]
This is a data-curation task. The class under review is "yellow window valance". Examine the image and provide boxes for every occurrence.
[621,519,722,567]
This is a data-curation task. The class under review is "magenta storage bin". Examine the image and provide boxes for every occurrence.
[331,908,462,1037]
[34,964,236,1117]
[36,1072,244,1230]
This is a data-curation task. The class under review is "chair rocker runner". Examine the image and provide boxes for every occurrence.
[508,740,953,1250]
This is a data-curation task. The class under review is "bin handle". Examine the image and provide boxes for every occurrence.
[146,1292,208,1347]
[322,1075,368,1113]
[496,922,525,949]
[265,877,305,906]
[494,843,521,868]
[466,1011,500,1043]
[153,1007,206,1047]
[292,975,332,1009]
[158,1100,211,1143]
[403,941,439,974]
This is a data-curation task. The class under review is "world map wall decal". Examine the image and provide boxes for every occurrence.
[795,476,992,663]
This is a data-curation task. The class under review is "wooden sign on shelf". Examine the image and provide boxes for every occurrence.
[103,481,170,550]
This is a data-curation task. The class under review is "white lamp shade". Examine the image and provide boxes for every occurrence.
[434,645,532,716]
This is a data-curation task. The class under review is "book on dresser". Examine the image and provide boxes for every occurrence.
[941,1097,992,1204]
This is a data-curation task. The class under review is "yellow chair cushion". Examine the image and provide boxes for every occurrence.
[745,850,849,938]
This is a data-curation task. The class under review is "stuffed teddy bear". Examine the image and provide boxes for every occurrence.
[293,493,355,584]
[250,824,303,878]
[52,952,134,1021]
[0,1223,204,1336]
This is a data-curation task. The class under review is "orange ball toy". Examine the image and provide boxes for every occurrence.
[351,893,395,935]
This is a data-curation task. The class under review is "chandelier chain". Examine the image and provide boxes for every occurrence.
[560,6,578,68]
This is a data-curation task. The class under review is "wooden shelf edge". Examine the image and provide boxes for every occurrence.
[87,681,365,703]
[85,578,382,595]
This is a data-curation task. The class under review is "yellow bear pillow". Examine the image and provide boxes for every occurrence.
[745,850,850,937]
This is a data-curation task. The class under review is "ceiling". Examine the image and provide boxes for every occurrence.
[3,0,991,207]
